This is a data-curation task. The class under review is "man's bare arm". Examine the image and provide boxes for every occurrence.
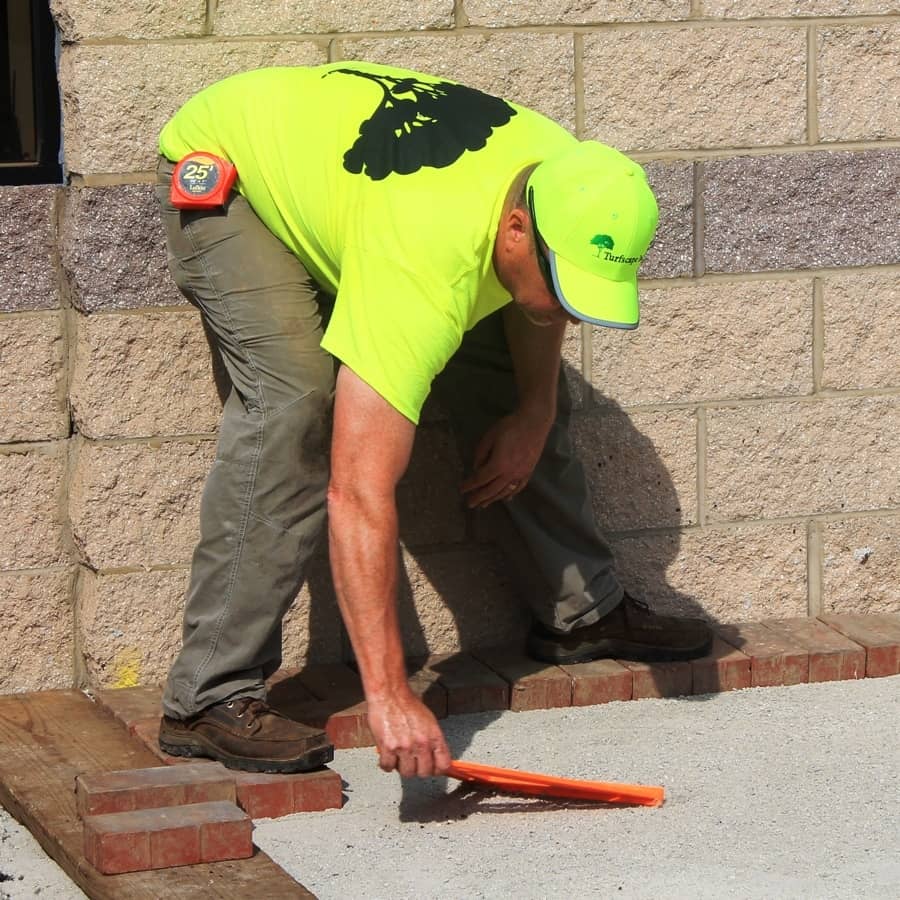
[502,301,566,424]
[327,364,451,777]
[461,304,566,507]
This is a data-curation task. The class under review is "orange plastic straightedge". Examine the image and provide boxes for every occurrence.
[446,759,664,807]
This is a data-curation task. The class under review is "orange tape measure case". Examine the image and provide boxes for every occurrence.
[170,151,237,210]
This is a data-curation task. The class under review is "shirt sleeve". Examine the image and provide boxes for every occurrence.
[321,246,467,424]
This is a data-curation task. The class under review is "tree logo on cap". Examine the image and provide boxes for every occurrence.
[590,234,615,255]
[327,68,516,181]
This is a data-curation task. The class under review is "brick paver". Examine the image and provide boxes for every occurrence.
[471,647,572,712]
[76,763,234,817]
[619,660,693,699]
[715,622,810,687]
[764,618,865,682]
[691,636,752,695]
[83,801,252,874]
[818,614,900,677]
[233,768,343,818]
[412,653,510,715]
[559,658,633,706]
[131,716,194,764]
[287,664,373,748]
[93,684,164,730]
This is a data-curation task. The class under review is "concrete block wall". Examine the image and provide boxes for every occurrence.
[1,1,897,692]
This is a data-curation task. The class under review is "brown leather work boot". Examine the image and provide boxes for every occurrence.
[158,697,334,774]
[527,593,713,665]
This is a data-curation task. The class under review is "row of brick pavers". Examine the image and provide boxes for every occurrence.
[94,613,898,753]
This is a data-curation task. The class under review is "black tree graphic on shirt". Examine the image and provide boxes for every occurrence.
[326,68,517,181]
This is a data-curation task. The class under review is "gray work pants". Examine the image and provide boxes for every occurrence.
[155,158,622,719]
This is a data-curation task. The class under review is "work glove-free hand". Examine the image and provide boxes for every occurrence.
[369,688,452,778]
[461,408,551,507]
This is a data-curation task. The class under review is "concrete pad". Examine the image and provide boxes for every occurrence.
[254,677,900,899]
[1,678,897,896]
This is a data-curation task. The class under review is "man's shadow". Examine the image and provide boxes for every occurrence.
[391,359,714,651]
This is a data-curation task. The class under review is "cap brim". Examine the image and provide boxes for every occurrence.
[549,252,640,330]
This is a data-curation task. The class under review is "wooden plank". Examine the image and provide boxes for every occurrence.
[0,690,314,900]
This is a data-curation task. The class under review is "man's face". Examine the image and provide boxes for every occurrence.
[514,236,580,327]
[513,191,580,326]
[492,196,581,327]
[518,290,578,327]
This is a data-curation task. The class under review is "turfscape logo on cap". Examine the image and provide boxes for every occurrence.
[590,234,615,255]
[591,232,644,266]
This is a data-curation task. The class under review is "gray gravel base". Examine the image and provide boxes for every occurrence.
[254,677,900,900]
[0,810,87,900]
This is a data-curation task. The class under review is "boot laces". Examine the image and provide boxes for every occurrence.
[226,697,284,730]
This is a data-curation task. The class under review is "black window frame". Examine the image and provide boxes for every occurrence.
[0,0,62,185]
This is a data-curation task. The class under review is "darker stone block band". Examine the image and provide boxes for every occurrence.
[58,184,184,312]
[0,186,59,312]
[703,148,900,273]
[4,149,897,316]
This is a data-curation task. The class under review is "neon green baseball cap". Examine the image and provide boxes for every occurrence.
[526,141,659,329]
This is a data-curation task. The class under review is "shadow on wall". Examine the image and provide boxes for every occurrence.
[200,322,717,659]
[397,363,714,652]
[568,376,711,623]
[390,365,723,820]
[196,294,712,652]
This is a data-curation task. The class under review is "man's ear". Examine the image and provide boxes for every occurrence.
[499,206,530,250]
[510,206,530,243]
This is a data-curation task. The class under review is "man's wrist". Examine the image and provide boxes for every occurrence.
[515,398,556,431]
[365,682,416,706]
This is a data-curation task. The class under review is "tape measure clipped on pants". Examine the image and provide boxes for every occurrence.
[170,151,237,209]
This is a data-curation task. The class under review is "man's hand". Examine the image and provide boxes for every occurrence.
[368,689,452,778]
[461,406,552,507]
[460,303,566,507]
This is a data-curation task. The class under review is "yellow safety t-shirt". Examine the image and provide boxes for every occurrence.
[159,62,575,423]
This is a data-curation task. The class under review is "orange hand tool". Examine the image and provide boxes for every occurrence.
[446,760,664,807]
